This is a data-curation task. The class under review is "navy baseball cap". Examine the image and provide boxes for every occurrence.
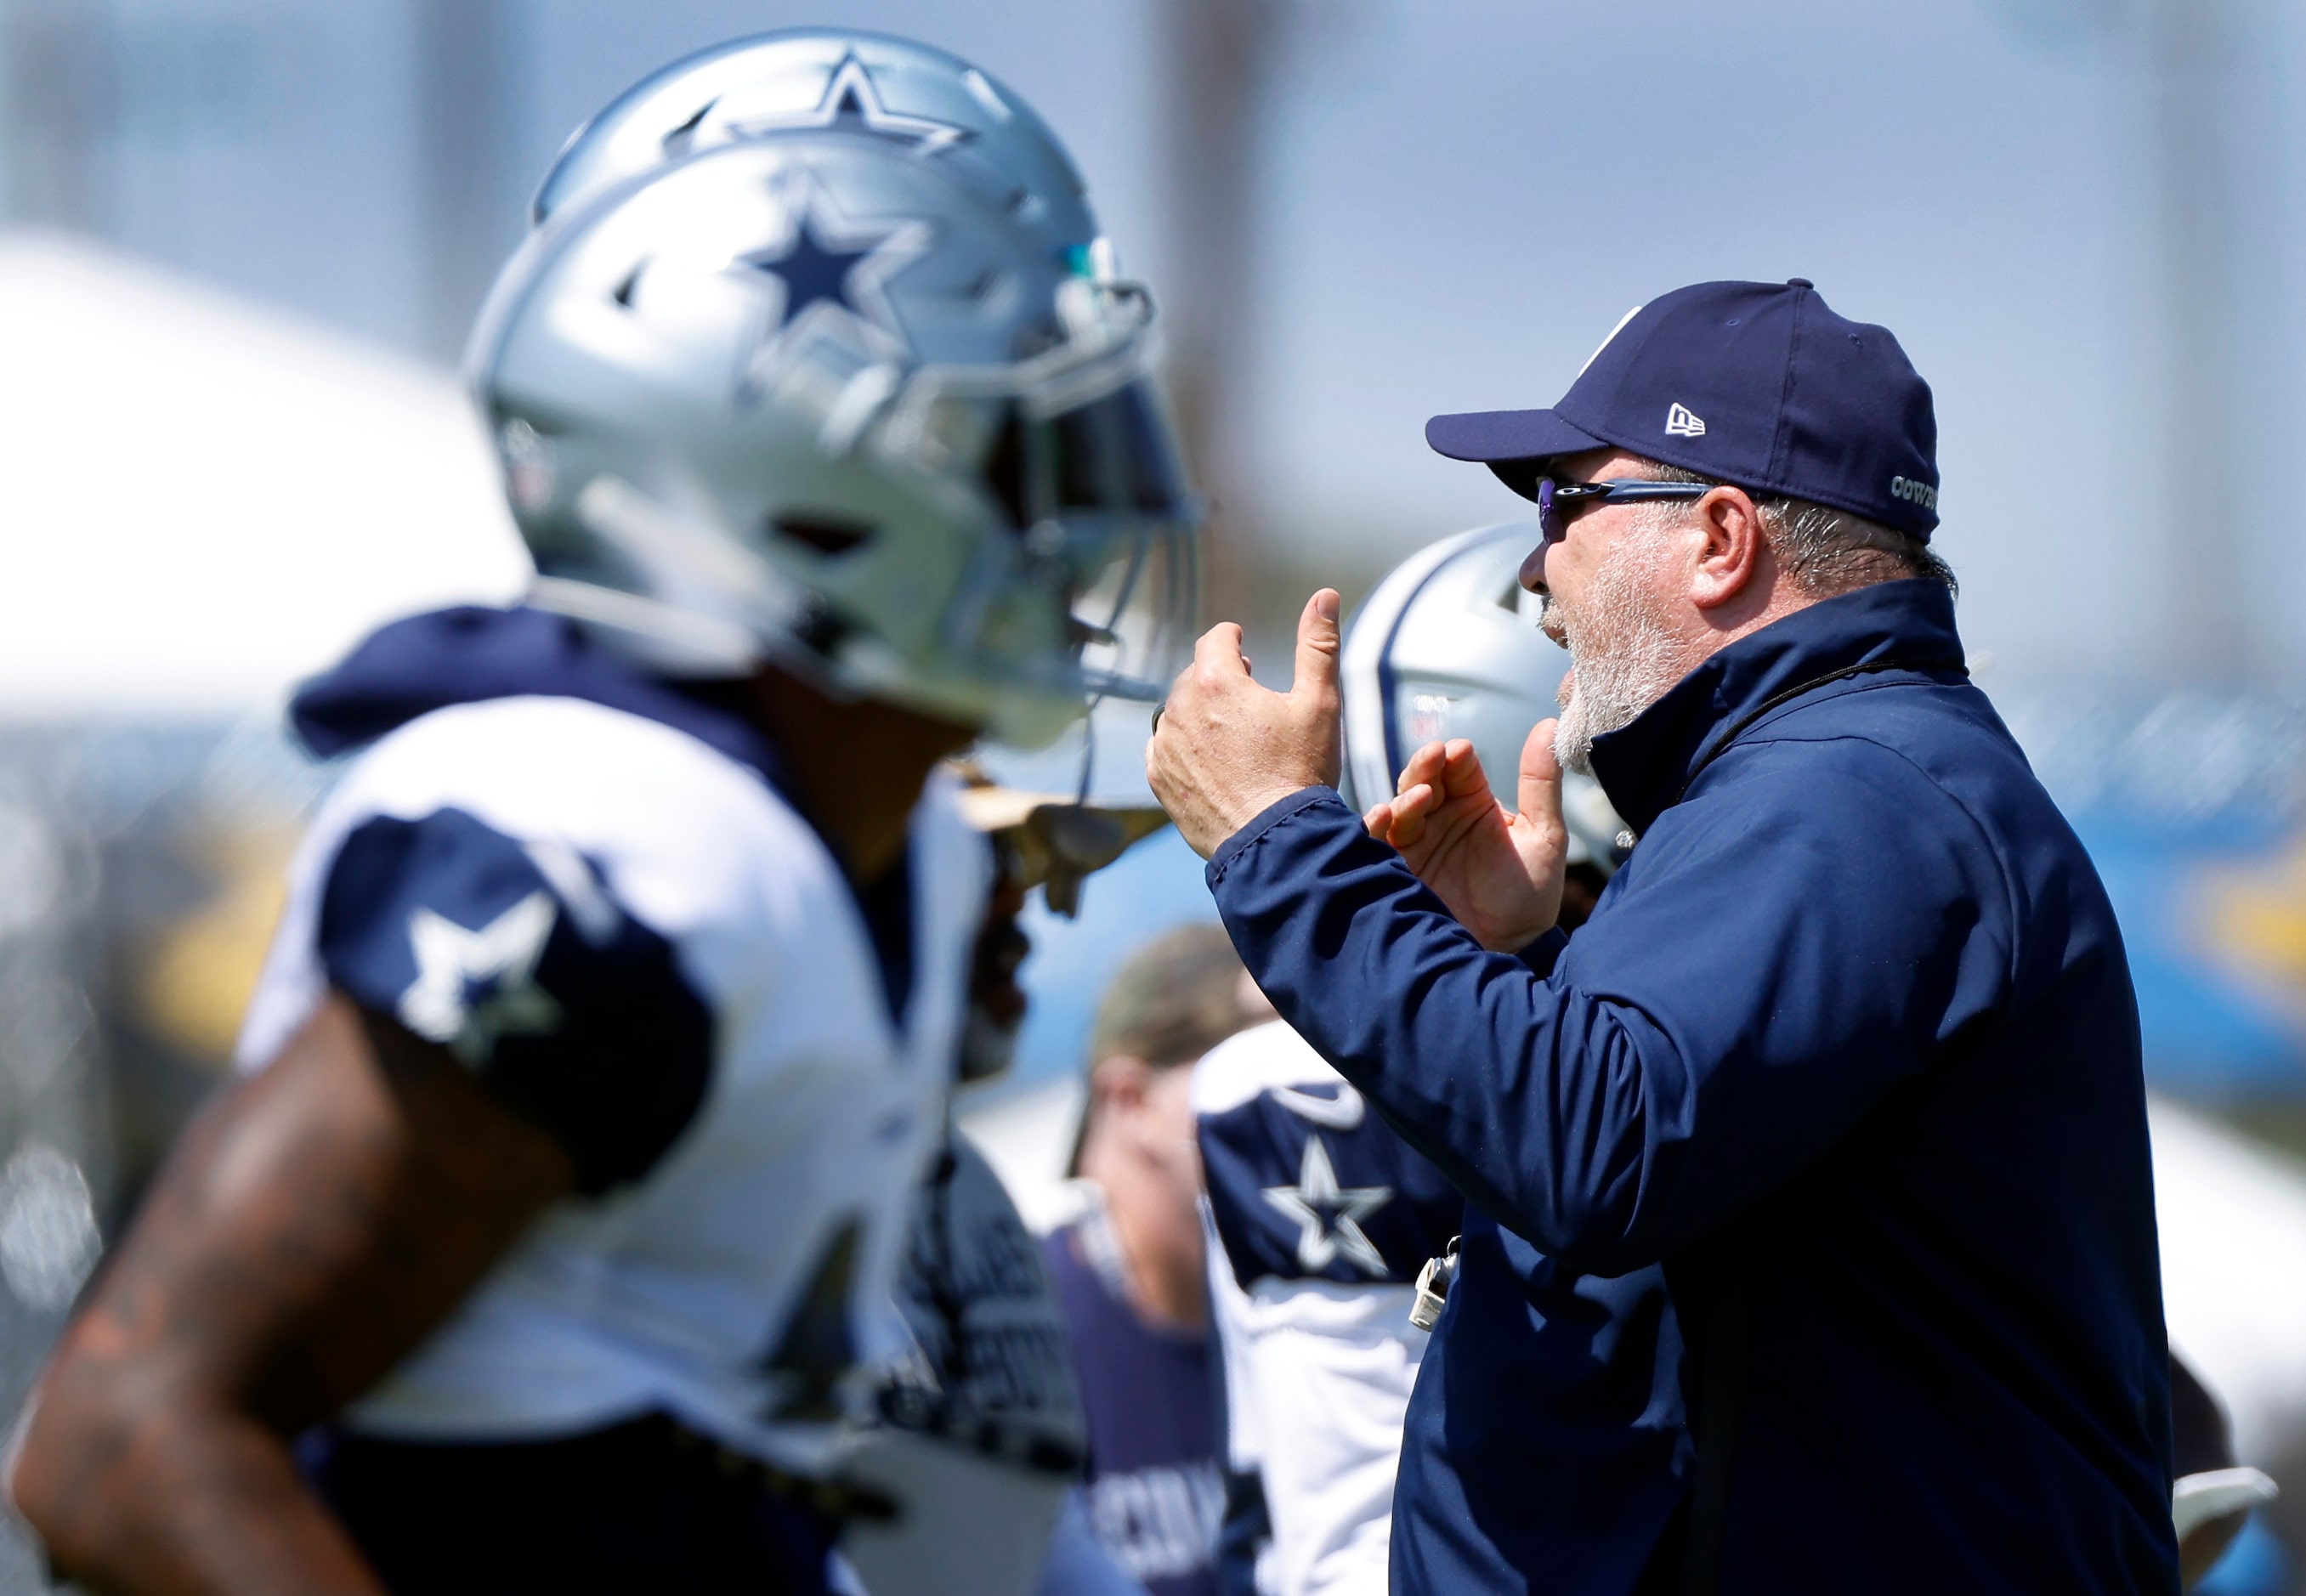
[1426,280,1941,539]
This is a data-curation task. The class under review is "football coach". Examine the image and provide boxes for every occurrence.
[1147,280,2178,1594]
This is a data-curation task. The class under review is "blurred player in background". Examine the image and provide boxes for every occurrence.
[1194,525,1685,1596]
[1044,927,1272,1596]
[8,33,1196,1596]
[851,841,1089,1596]
[869,1117,1091,1596]
[864,778,1171,1596]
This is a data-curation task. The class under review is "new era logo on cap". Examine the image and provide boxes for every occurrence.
[1423,279,1942,540]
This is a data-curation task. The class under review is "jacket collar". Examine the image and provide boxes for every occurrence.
[1586,579,1967,835]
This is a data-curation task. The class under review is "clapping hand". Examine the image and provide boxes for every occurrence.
[1363,724,1569,953]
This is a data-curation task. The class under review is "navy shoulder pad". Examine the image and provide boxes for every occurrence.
[1198,1082,1462,1290]
[318,807,713,1194]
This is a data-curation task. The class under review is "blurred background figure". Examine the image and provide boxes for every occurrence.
[4,1,2306,1592]
[1040,925,1271,1596]
[861,778,1172,1596]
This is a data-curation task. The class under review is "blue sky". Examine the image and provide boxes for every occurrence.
[14,0,2306,684]
[525,0,2306,684]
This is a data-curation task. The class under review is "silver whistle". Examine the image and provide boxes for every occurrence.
[1408,1236,1461,1332]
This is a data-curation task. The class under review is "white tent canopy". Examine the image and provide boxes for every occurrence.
[0,230,530,718]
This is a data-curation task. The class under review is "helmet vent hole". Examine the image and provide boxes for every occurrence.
[611,262,646,308]
[771,513,875,557]
[660,98,717,155]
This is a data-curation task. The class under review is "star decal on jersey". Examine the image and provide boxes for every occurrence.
[396,891,564,1067]
[728,52,971,154]
[1263,1133,1391,1278]
[728,177,932,393]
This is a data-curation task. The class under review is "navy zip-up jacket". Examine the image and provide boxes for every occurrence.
[1205,580,2177,1594]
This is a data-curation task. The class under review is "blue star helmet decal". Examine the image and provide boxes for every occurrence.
[726,174,932,394]
[728,52,972,154]
[739,212,881,330]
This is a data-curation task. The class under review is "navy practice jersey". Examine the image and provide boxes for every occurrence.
[1043,1201,1224,1596]
[1193,1021,1462,1596]
[841,1136,1091,1596]
[888,1136,1086,1463]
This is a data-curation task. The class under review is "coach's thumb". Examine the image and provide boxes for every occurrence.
[1519,718,1565,832]
[1292,590,1343,710]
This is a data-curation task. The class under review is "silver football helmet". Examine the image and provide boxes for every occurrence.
[470,134,1197,750]
[532,30,1102,270]
[1340,524,1631,874]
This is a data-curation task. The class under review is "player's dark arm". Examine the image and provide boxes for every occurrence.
[7,993,574,1595]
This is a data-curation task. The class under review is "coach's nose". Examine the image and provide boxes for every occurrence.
[1520,540,1550,595]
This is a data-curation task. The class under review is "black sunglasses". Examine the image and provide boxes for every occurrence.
[1536,477,1714,543]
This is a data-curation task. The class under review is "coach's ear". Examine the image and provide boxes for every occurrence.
[1688,484,1770,614]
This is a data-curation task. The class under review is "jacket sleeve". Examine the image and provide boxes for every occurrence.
[1204,746,2012,1275]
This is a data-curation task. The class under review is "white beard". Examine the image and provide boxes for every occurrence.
[1546,538,1688,776]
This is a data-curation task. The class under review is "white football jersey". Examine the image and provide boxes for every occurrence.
[236,693,989,1476]
[1193,1021,1464,1596]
